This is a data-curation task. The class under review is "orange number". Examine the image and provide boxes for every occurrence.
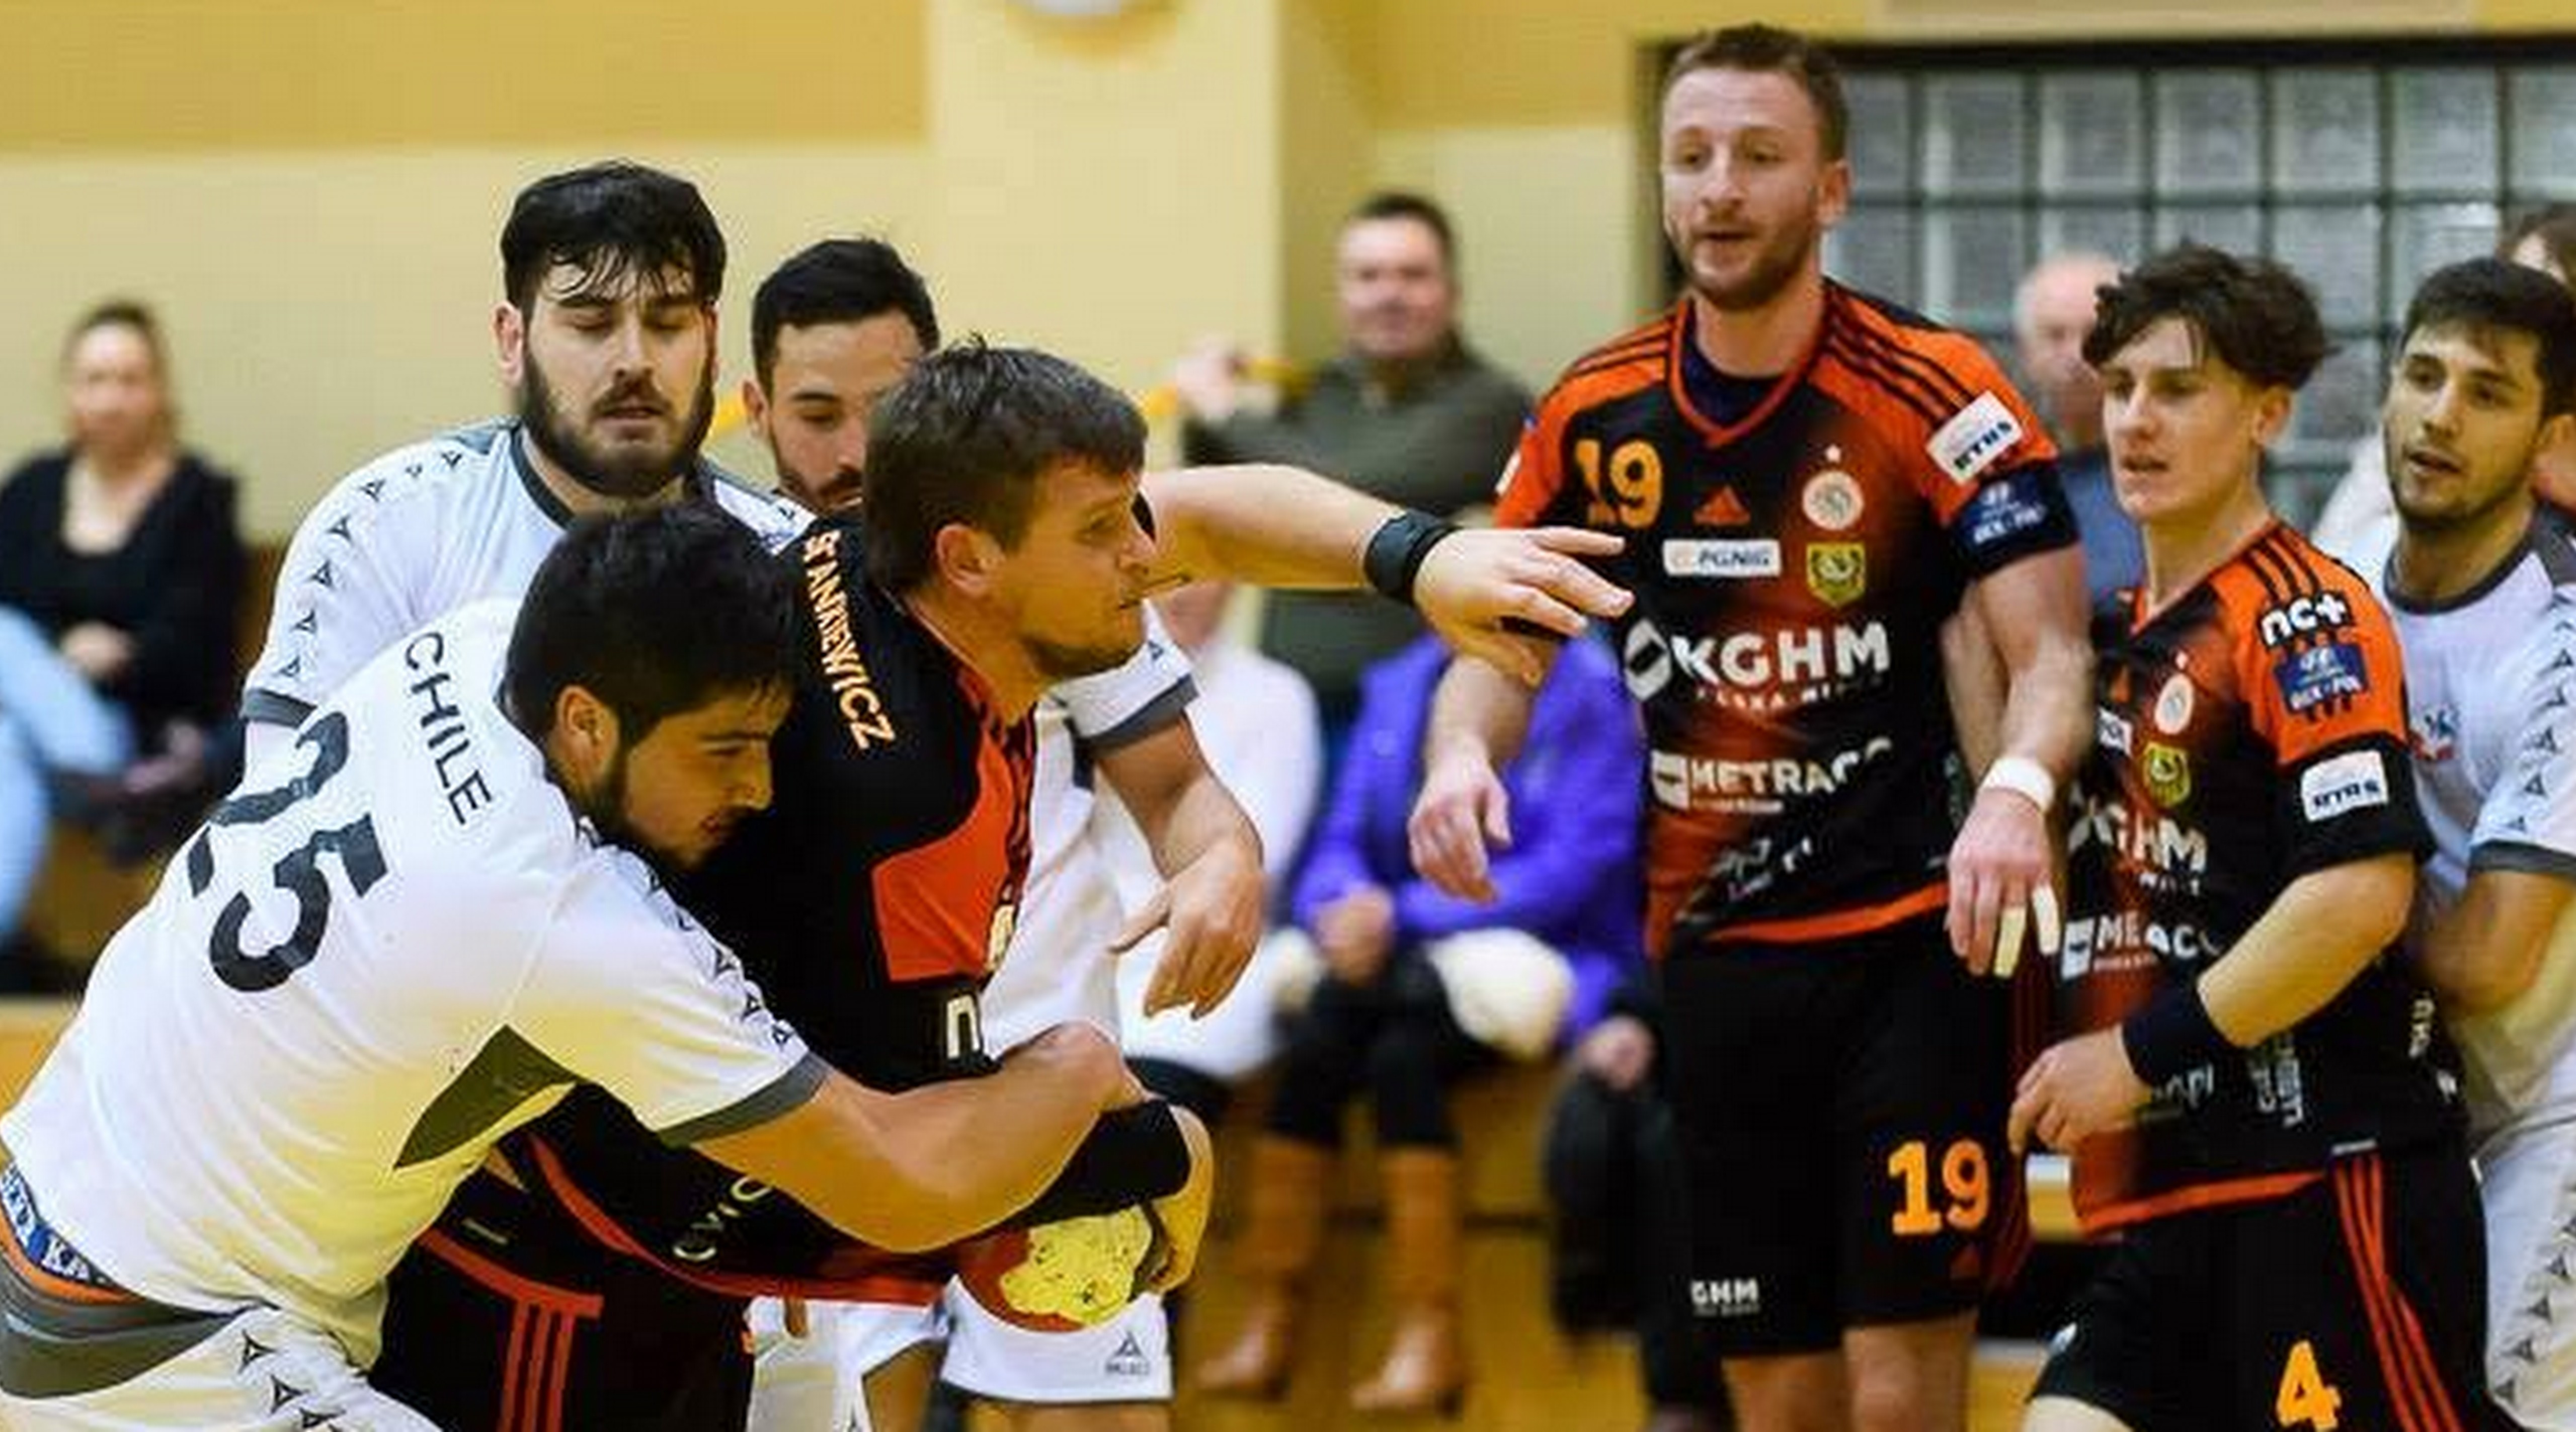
[2274,1339,2343,1429]
[1573,439,1664,530]
[1888,1139,1990,1236]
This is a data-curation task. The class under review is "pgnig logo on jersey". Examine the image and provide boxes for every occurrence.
[1691,1278,1762,1318]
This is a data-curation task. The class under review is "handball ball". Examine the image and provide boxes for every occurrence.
[955,1206,1159,1331]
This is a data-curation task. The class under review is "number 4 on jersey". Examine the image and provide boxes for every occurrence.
[2275,1339,2342,1430]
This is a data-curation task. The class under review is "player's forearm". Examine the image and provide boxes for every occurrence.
[1141,463,1395,591]
[1134,763,1262,886]
[1424,654,1536,777]
[1974,548,2092,788]
[2413,868,2574,1015]
[1991,614,2091,790]
[2197,856,2414,1048]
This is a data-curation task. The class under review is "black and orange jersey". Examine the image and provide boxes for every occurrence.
[1495,285,2073,958]
[2057,522,2456,1236]
[500,513,1038,1305]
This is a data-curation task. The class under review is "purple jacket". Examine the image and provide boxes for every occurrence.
[1292,634,1646,1042]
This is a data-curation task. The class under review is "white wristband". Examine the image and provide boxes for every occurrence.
[1980,754,2057,814]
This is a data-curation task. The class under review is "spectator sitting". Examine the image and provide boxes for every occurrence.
[1104,578,1325,1124]
[1171,191,1529,736]
[0,301,247,980]
[1193,632,1643,1415]
[1545,970,1734,1432]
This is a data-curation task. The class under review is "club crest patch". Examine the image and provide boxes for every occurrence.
[1805,542,1867,608]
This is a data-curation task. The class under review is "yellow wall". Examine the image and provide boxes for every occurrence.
[0,0,2556,538]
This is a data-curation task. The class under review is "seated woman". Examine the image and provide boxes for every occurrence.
[0,300,247,978]
[1194,631,1644,1415]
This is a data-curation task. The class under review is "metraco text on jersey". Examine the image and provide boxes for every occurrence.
[801,529,898,750]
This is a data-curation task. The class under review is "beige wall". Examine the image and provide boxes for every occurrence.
[0,0,2557,538]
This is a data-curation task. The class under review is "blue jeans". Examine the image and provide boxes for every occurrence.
[0,607,134,943]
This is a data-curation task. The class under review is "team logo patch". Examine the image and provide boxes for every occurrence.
[1802,469,1864,532]
[2153,673,2196,735]
[1663,538,1782,579]
[1927,392,2026,484]
[2141,742,2192,808]
[2097,707,2134,756]
[2412,705,2458,764]
[2274,642,2370,716]
[1805,542,1867,608]
[2301,749,2391,822]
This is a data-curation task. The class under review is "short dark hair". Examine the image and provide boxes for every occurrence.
[1661,24,1848,162]
[2402,258,2576,418]
[861,342,1147,594]
[63,298,166,370]
[751,238,940,390]
[507,505,796,745]
[1346,191,1457,269]
[2083,243,2329,391]
[2501,203,2576,289]
[500,160,727,313]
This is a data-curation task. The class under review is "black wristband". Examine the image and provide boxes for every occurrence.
[1011,1100,1190,1227]
[1362,510,1461,607]
[2119,984,2235,1087]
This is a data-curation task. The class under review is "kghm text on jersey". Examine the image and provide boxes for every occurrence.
[801,529,898,751]
[404,631,492,826]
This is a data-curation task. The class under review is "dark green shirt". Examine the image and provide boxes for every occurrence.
[1181,341,1528,716]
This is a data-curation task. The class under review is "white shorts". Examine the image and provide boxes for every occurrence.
[0,1305,437,1431]
[745,1297,945,1432]
[2479,1123,2576,1428]
[939,1281,1171,1405]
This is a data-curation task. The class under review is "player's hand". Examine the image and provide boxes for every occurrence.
[1574,1014,1655,1093]
[1946,784,2061,977]
[1408,744,1511,903]
[1170,337,1246,423]
[1138,1106,1217,1295]
[58,622,134,682]
[1111,840,1265,1019]
[1413,528,1630,686]
[1315,886,1395,985]
[2007,1028,2149,1155]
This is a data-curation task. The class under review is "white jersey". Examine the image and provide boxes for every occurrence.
[1105,639,1322,1076]
[2377,513,2576,1138]
[4,603,819,1364]
[244,419,806,732]
[982,611,1195,1052]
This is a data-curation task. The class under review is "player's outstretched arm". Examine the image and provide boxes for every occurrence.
[2414,869,2576,1015]
[1098,719,1266,1018]
[1138,464,1628,683]
[1407,655,1537,904]
[697,1022,1127,1252]
[1949,547,2091,976]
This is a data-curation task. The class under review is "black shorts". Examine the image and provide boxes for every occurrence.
[2032,1141,2511,1432]
[1661,916,2008,1355]
[371,1167,755,1432]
